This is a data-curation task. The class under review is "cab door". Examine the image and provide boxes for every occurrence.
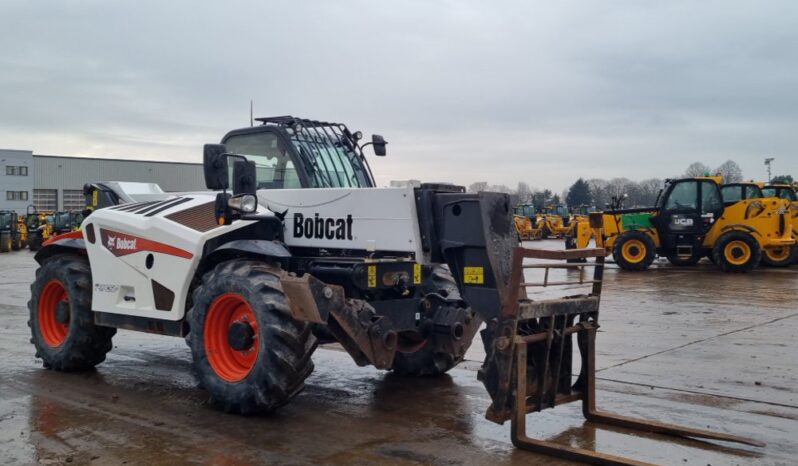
[656,180,722,255]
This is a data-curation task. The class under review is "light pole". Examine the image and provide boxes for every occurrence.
[764,157,774,182]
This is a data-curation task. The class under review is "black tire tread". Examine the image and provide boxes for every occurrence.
[187,260,317,415]
[28,254,116,371]
[712,231,762,273]
[612,230,656,271]
[760,244,797,267]
[391,265,477,377]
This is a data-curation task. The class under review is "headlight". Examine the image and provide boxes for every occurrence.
[228,194,258,213]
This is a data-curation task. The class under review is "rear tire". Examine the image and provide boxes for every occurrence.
[188,260,317,414]
[565,236,586,263]
[0,232,10,252]
[760,245,797,267]
[613,231,656,271]
[28,254,116,371]
[391,265,479,376]
[12,233,22,251]
[28,233,42,252]
[712,231,761,273]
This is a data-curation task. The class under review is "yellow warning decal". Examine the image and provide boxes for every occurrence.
[368,265,377,288]
[413,263,422,284]
[464,266,484,284]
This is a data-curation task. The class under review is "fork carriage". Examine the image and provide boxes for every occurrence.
[481,246,764,466]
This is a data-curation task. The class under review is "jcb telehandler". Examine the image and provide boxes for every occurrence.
[0,210,24,252]
[28,116,761,465]
[26,206,56,252]
[572,176,794,272]
[512,204,542,240]
[537,204,570,238]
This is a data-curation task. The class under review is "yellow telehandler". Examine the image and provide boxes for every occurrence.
[572,176,794,272]
[513,204,543,240]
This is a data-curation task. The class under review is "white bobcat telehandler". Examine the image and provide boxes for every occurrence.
[30,116,761,465]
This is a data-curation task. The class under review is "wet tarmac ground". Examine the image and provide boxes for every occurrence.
[1,242,797,465]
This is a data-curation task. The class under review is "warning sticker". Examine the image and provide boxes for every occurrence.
[413,263,422,284]
[464,266,484,284]
[368,265,377,288]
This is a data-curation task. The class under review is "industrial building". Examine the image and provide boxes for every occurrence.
[0,148,205,213]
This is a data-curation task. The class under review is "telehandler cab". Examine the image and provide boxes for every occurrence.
[572,176,794,272]
[29,117,761,464]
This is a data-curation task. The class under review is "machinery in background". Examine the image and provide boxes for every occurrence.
[25,206,54,252]
[0,210,24,252]
[572,176,794,272]
[513,204,543,240]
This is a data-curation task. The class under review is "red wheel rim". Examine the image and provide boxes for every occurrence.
[204,293,260,382]
[38,280,69,347]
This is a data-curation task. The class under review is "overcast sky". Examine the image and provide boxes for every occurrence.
[1,1,796,192]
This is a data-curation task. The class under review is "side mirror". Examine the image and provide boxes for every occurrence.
[232,160,257,195]
[371,134,387,156]
[203,144,229,190]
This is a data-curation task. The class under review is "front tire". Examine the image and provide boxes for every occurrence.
[28,254,116,371]
[0,231,10,252]
[613,231,656,271]
[391,265,479,376]
[188,260,317,414]
[712,231,761,273]
[760,245,797,267]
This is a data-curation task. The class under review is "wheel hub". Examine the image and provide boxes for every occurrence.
[227,320,255,351]
[55,301,71,324]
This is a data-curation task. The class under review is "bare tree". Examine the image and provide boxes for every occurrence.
[714,160,743,183]
[638,178,664,206]
[516,182,533,203]
[684,162,712,178]
[587,178,610,208]
[468,181,488,193]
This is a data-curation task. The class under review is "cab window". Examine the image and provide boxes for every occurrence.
[701,181,723,214]
[744,186,763,199]
[224,132,302,189]
[665,182,698,210]
[720,185,742,202]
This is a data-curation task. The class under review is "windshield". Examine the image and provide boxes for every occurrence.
[0,213,11,229]
[553,206,569,217]
[285,126,371,188]
[514,205,536,217]
[54,213,71,230]
[665,181,698,210]
[763,187,796,201]
[224,127,373,189]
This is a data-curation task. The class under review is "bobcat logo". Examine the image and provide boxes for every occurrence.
[101,230,138,254]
